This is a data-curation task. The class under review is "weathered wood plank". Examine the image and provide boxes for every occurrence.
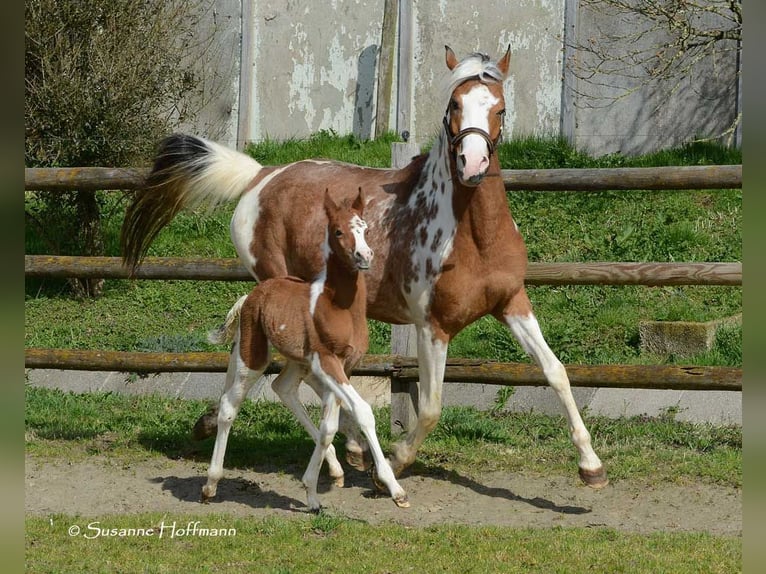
[501,165,742,191]
[25,256,742,286]
[25,165,742,192]
[25,167,148,191]
[24,348,741,391]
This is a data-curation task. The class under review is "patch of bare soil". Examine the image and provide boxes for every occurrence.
[25,455,740,536]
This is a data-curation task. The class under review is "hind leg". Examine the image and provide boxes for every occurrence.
[273,365,345,487]
[498,289,607,488]
[201,340,265,501]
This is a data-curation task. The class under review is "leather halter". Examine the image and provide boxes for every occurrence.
[442,107,503,157]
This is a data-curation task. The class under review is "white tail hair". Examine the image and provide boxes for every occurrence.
[182,137,264,213]
[207,294,249,345]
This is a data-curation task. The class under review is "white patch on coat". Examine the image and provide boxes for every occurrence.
[230,166,291,279]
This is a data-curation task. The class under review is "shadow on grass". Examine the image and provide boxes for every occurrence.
[151,474,309,513]
[397,463,591,516]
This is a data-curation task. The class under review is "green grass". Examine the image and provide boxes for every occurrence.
[24,134,742,365]
[24,384,742,572]
[25,387,741,488]
[25,512,741,574]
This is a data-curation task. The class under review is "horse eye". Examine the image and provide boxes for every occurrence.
[497,109,506,117]
[334,229,343,237]
[450,99,459,111]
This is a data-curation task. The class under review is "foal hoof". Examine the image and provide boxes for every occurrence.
[393,493,410,509]
[579,466,609,489]
[346,449,373,472]
[331,474,345,488]
[192,407,219,441]
[369,467,388,494]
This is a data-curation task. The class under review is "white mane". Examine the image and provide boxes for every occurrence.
[442,52,505,107]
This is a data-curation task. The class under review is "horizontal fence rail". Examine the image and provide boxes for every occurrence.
[25,256,742,286]
[24,164,742,399]
[24,348,741,392]
[25,164,742,192]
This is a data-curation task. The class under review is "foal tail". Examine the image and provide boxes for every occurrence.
[121,134,263,272]
[207,294,249,345]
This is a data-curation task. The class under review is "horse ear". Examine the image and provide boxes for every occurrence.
[445,45,459,71]
[352,187,365,214]
[497,45,511,77]
[324,188,337,214]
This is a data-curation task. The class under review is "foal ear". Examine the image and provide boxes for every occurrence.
[323,188,338,214]
[496,44,511,77]
[352,186,365,215]
[445,45,459,71]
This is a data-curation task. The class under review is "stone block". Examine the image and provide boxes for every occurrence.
[639,313,741,357]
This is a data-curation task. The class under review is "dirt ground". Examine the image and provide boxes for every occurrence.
[25,455,741,536]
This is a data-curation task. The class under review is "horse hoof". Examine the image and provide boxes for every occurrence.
[346,449,373,472]
[370,468,388,493]
[332,475,345,488]
[192,407,219,441]
[393,494,410,508]
[579,466,609,489]
[200,488,214,504]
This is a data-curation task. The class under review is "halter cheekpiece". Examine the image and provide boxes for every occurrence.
[442,78,503,156]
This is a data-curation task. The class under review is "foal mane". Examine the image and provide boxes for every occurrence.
[441,51,505,106]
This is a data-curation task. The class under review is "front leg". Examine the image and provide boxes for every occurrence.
[301,388,341,512]
[389,323,449,476]
[497,288,607,488]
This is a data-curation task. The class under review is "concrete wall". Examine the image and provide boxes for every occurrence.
[565,1,741,156]
[192,0,740,156]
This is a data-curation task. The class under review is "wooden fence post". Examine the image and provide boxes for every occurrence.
[389,140,421,437]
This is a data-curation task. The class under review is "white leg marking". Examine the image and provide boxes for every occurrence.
[302,389,340,511]
[273,366,344,486]
[391,324,448,471]
[505,313,604,473]
[202,337,266,501]
[310,354,409,507]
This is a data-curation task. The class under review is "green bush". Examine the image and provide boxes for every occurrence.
[25,0,216,296]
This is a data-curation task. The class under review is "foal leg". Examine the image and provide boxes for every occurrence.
[201,341,264,502]
[389,323,448,476]
[272,365,345,487]
[301,389,341,511]
[497,289,608,488]
[305,373,371,472]
[311,353,410,508]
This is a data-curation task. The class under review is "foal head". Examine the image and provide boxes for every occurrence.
[443,45,511,186]
[324,187,373,271]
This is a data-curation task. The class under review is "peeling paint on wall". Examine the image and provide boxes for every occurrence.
[217,0,738,155]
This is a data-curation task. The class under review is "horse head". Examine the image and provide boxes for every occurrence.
[443,45,511,186]
[324,187,373,271]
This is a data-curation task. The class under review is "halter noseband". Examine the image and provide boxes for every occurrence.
[443,114,501,157]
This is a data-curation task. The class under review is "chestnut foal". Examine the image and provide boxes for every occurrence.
[201,188,409,511]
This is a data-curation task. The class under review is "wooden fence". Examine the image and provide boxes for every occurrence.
[25,164,743,425]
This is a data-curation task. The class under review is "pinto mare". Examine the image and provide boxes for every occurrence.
[121,45,608,489]
[201,188,409,510]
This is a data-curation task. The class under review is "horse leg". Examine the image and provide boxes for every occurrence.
[311,353,410,508]
[304,373,371,472]
[389,323,448,477]
[272,365,345,487]
[201,340,264,502]
[496,288,608,488]
[301,388,341,512]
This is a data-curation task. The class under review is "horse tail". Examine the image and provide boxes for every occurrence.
[207,294,249,345]
[121,133,263,272]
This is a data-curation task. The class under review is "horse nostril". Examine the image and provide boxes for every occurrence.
[459,154,466,165]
